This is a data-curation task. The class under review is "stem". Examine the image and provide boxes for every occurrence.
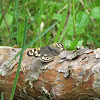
[15,0,19,46]
[1,0,12,45]
[72,0,76,38]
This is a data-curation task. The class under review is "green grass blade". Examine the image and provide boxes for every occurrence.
[10,50,23,100]
[58,25,68,43]
[1,92,4,100]
[11,0,16,43]
[27,14,40,29]
[72,0,76,38]
[10,17,27,100]
[22,17,27,47]
[15,0,19,46]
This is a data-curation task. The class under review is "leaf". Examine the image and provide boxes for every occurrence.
[67,15,74,36]
[76,12,89,34]
[65,40,72,47]
[65,39,83,51]
[0,13,13,29]
[51,13,62,22]
[86,34,94,42]
[66,12,89,36]
[91,6,100,19]
[94,39,100,47]
[77,40,83,47]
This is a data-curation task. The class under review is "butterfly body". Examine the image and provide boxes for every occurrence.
[27,43,65,62]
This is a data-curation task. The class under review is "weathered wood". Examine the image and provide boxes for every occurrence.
[0,46,100,100]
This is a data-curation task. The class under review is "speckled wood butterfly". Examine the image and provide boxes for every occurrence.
[27,43,65,62]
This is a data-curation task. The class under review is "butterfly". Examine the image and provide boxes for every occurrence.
[27,43,65,62]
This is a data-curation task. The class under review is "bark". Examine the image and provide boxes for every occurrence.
[0,46,100,100]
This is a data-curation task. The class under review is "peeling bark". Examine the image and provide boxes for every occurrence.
[0,46,100,100]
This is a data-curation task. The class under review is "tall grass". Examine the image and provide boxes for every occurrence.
[10,16,27,100]
[1,92,4,100]
[0,0,100,48]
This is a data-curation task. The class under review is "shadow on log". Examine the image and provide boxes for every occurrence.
[0,46,100,100]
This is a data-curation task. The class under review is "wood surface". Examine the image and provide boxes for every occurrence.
[0,46,100,100]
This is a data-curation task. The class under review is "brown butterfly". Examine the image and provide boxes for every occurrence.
[27,43,65,62]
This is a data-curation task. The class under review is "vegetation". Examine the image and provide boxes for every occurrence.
[0,0,100,99]
[0,0,100,49]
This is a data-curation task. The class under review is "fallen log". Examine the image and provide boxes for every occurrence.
[0,46,100,100]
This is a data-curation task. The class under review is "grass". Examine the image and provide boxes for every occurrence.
[1,92,4,100]
[0,0,100,48]
[10,16,27,100]
[0,0,100,99]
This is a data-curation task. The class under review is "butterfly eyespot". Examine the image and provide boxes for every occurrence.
[27,47,41,57]
[35,53,41,57]
[41,56,44,59]
[44,54,48,56]
[55,43,65,51]
[46,57,48,59]
[57,43,62,47]
[35,51,38,54]
[31,49,34,52]
[41,56,54,62]
[38,54,41,56]
[27,50,34,56]
[29,52,34,55]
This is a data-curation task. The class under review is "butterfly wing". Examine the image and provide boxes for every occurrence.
[48,43,65,56]
[27,48,41,57]
[27,43,65,62]
[39,46,54,62]
[27,46,54,62]
[40,54,54,62]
